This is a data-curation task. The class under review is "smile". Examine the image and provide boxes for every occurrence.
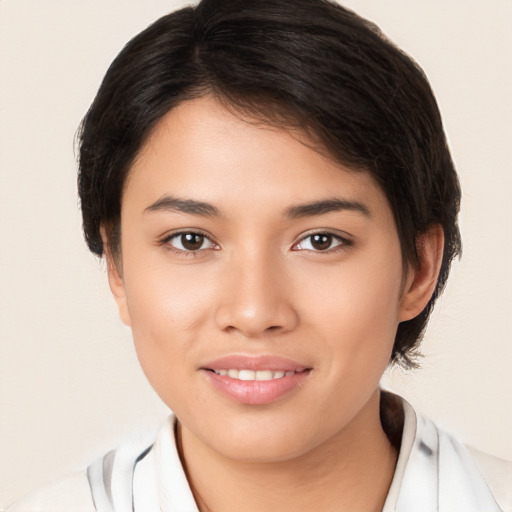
[201,355,311,405]
[211,369,297,380]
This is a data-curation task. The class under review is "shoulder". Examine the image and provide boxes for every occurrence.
[432,418,512,511]
[416,408,512,511]
[4,422,165,512]
[466,445,512,512]
[4,470,95,512]
[385,392,512,512]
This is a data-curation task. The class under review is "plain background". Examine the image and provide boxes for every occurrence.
[1,0,511,507]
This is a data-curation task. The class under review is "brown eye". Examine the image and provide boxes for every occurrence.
[181,233,204,250]
[294,232,347,252]
[310,233,333,251]
[167,232,215,252]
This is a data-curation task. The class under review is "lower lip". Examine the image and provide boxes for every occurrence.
[202,370,311,405]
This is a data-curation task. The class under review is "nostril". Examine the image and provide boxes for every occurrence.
[214,298,299,337]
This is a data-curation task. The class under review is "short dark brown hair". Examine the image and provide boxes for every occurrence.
[78,0,462,367]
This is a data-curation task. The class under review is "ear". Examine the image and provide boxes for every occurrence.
[101,227,132,327]
[399,224,444,322]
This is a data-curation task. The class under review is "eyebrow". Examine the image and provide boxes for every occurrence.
[144,196,219,217]
[144,195,370,219]
[285,198,371,218]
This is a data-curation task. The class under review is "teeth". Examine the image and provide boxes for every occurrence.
[239,370,255,381]
[213,369,297,381]
[255,370,273,381]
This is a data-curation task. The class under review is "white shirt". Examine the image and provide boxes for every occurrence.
[6,395,511,511]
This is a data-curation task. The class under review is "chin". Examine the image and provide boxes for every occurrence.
[188,406,338,464]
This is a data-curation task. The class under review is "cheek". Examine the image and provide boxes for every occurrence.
[124,248,214,328]
[121,257,215,395]
[301,246,404,369]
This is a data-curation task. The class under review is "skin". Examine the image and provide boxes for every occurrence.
[106,96,443,512]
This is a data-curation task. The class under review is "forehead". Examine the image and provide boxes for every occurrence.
[123,96,391,222]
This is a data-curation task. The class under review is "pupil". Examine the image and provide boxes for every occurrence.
[182,233,203,251]
[312,234,331,250]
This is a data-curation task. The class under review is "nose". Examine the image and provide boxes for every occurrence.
[214,250,299,338]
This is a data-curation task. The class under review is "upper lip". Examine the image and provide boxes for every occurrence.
[200,354,311,372]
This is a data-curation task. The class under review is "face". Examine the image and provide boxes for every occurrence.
[110,96,422,463]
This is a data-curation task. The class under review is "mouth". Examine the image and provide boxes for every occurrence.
[208,369,303,381]
[200,355,312,405]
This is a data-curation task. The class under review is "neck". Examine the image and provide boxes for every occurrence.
[178,389,399,512]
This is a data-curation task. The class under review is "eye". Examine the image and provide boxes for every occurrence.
[293,232,349,252]
[165,232,217,252]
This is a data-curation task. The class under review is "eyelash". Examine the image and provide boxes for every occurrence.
[159,230,353,256]
[160,230,218,257]
[292,232,353,253]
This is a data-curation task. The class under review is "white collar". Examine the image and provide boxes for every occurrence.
[90,394,502,511]
[383,395,501,511]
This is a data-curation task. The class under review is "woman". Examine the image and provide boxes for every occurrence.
[7,0,511,510]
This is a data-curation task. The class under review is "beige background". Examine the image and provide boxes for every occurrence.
[1,0,511,507]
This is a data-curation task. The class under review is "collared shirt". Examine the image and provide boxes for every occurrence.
[7,395,511,511]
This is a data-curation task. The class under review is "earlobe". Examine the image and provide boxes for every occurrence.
[399,225,444,322]
[101,227,132,327]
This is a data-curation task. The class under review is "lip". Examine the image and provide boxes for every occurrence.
[201,354,309,372]
[200,354,312,405]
